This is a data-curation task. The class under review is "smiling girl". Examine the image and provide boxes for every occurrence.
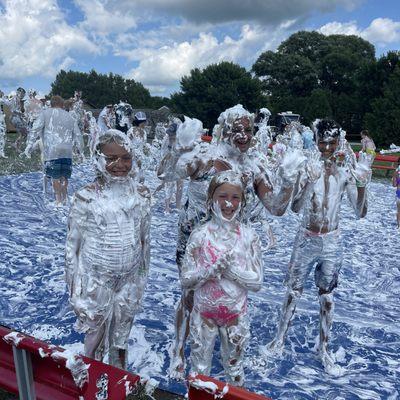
[180,170,263,385]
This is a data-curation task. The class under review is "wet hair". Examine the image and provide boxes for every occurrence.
[313,118,341,142]
[132,111,146,127]
[166,123,178,136]
[93,129,133,178]
[360,129,370,137]
[134,111,146,121]
[28,89,37,97]
[95,129,132,154]
[221,115,255,143]
[50,95,64,108]
[64,99,74,111]
[206,171,246,217]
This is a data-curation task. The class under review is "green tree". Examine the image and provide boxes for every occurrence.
[252,31,376,134]
[364,65,400,147]
[171,61,265,129]
[302,89,332,124]
[50,69,154,108]
[252,51,318,98]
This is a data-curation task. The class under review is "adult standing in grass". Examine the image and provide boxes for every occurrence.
[23,95,83,206]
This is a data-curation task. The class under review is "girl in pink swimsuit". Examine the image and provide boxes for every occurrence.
[180,171,263,385]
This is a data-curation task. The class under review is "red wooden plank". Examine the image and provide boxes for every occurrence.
[355,152,399,170]
[0,325,140,400]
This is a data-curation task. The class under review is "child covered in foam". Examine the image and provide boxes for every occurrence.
[65,129,151,369]
[180,170,263,386]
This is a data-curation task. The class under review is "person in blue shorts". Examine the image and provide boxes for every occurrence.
[24,95,83,205]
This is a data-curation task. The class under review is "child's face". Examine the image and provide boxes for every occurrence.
[213,183,242,220]
[101,142,132,177]
[318,138,338,159]
[230,117,253,153]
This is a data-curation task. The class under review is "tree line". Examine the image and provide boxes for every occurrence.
[50,31,400,147]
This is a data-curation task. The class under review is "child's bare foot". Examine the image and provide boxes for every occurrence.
[169,356,185,380]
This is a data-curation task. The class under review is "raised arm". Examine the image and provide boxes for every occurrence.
[256,149,307,216]
[291,151,322,213]
[347,152,370,218]
[73,119,84,157]
[23,111,44,157]
[157,142,212,182]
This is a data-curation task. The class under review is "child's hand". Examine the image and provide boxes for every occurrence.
[305,150,322,182]
[215,252,234,273]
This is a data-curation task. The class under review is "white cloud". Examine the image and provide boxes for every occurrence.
[318,21,361,36]
[74,0,137,35]
[363,18,400,46]
[318,18,400,47]
[0,0,98,81]
[124,24,283,95]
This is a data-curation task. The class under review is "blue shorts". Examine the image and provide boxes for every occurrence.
[45,158,72,179]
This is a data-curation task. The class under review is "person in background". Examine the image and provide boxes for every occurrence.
[0,87,28,151]
[97,104,115,133]
[360,129,376,157]
[154,122,184,213]
[23,95,83,205]
[129,111,149,182]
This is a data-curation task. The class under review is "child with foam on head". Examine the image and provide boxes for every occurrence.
[65,129,151,369]
[180,170,263,386]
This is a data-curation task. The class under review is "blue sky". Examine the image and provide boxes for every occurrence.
[0,0,399,98]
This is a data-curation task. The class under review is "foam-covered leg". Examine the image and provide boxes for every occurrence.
[84,326,106,361]
[220,318,249,386]
[169,290,193,379]
[318,292,343,375]
[268,288,302,353]
[188,310,218,377]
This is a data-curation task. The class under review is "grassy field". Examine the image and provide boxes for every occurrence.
[0,132,43,175]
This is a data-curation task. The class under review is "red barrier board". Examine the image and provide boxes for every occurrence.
[0,325,140,399]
